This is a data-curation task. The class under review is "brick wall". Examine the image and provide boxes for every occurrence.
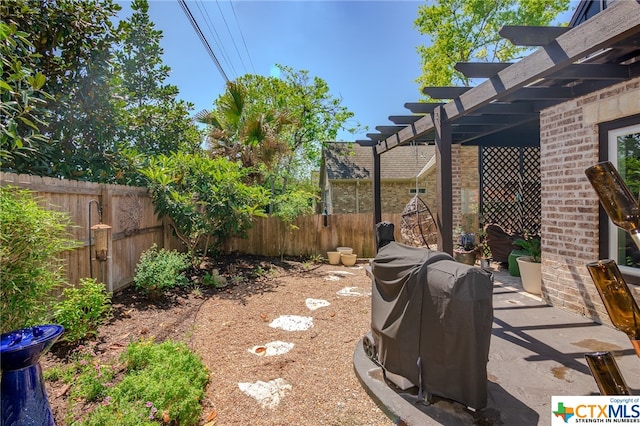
[331,174,437,215]
[331,145,479,244]
[540,77,640,324]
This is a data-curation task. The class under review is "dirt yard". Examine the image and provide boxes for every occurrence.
[43,255,393,425]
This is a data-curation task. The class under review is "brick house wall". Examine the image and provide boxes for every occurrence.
[331,176,436,214]
[540,77,640,325]
[452,145,481,234]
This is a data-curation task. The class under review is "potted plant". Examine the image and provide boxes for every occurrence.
[453,230,480,265]
[514,236,542,295]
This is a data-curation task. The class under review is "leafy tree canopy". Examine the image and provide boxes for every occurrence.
[1,0,201,183]
[205,65,362,183]
[1,0,122,178]
[414,0,570,90]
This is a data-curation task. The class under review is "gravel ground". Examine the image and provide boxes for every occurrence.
[190,261,392,425]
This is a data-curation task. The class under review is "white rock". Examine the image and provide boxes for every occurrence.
[305,298,330,311]
[336,286,371,297]
[238,378,292,409]
[269,315,313,331]
[248,341,295,357]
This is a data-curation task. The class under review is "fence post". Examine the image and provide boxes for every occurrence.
[100,187,113,292]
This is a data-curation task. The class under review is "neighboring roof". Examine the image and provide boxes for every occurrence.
[323,142,434,180]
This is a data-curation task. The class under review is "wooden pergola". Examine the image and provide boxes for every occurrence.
[357,0,640,254]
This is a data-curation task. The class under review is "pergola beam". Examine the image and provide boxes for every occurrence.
[498,25,571,46]
[374,0,640,154]
[454,62,513,78]
[388,115,423,125]
[404,102,444,113]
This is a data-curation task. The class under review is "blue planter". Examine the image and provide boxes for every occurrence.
[1,325,64,426]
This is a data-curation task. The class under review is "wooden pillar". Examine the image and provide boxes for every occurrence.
[100,187,114,292]
[372,147,382,252]
[434,107,453,254]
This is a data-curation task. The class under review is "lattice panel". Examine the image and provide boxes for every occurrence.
[480,146,541,235]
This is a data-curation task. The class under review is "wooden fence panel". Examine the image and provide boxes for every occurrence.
[2,172,405,293]
[228,213,403,259]
[0,173,173,292]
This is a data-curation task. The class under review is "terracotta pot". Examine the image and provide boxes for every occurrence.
[337,247,353,255]
[327,251,341,265]
[516,256,542,295]
[341,253,357,266]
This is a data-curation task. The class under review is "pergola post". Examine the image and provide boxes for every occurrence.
[434,107,453,254]
[372,146,382,252]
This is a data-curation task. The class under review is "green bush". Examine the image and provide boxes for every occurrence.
[53,278,112,343]
[134,244,190,296]
[77,339,209,426]
[0,186,79,332]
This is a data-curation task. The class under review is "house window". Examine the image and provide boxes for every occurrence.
[605,121,640,282]
[410,188,426,194]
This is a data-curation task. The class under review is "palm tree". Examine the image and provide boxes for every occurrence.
[200,81,293,183]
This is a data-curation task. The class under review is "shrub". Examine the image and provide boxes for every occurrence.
[134,244,190,296]
[0,186,79,332]
[53,278,112,343]
[78,339,209,426]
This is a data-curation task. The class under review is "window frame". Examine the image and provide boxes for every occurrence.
[598,114,640,285]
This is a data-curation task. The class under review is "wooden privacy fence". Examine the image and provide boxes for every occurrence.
[228,213,403,259]
[1,172,405,292]
[0,172,180,293]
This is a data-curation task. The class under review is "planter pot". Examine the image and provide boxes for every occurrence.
[327,251,341,265]
[454,250,476,266]
[480,258,490,269]
[337,247,353,255]
[341,253,357,266]
[516,256,542,295]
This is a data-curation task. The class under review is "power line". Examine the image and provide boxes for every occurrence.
[178,0,229,83]
[195,0,238,79]
[215,0,248,75]
[229,0,255,74]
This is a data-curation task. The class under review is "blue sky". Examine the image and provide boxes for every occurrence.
[117,1,577,141]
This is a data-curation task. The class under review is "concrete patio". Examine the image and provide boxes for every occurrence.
[354,263,640,425]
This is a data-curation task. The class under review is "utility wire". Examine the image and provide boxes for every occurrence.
[195,0,238,79]
[215,0,248,75]
[178,0,229,82]
[229,0,255,74]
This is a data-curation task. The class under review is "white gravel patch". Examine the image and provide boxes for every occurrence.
[248,341,295,357]
[336,286,371,297]
[327,270,355,276]
[324,275,341,281]
[238,378,292,409]
[305,298,330,311]
[269,315,313,331]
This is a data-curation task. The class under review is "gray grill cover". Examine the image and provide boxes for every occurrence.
[370,242,493,409]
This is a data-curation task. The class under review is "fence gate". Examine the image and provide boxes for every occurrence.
[480,146,541,235]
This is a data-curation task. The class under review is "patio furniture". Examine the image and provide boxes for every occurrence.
[485,223,521,264]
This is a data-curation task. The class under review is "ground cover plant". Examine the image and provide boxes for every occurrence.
[46,339,208,426]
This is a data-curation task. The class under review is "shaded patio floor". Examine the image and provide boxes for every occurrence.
[354,262,640,425]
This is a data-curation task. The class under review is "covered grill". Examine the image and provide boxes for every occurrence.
[367,224,494,410]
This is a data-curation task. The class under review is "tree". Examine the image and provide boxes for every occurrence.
[414,0,570,90]
[0,21,52,172]
[203,65,362,201]
[0,0,122,179]
[113,0,202,160]
[141,152,269,259]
